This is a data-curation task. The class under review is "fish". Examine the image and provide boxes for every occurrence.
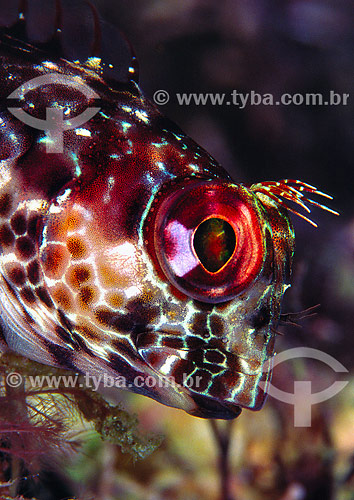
[0,0,338,419]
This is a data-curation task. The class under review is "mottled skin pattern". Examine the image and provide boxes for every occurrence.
[0,9,303,419]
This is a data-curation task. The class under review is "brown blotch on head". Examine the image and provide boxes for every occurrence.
[66,264,92,290]
[189,369,211,393]
[27,215,40,239]
[41,244,69,279]
[0,193,11,217]
[20,287,37,303]
[169,358,193,383]
[67,236,87,259]
[110,313,134,333]
[192,300,215,312]
[10,212,27,235]
[190,347,203,365]
[251,305,271,331]
[126,299,160,324]
[36,286,54,308]
[76,323,100,341]
[78,285,97,308]
[27,260,41,285]
[209,315,224,337]
[66,213,83,231]
[106,292,125,309]
[52,284,74,310]
[186,336,206,350]
[207,376,229,400]
[0,224,15,246]
[204,349,226,364]
[202,363,224,375]
[94,307,117,327]
[161,335,185,350]
[6,264,26,287]
[15,236,35,261]
[191,312,210,339]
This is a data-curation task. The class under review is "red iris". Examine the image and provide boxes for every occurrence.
[153,180,266,303]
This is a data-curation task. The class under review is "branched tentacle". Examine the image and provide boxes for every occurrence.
[280,304,320,327]
[250,179,339,227]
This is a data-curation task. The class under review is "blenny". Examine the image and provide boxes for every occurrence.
[0,0,337,418]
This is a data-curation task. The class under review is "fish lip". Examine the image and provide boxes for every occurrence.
[188,394,242,419]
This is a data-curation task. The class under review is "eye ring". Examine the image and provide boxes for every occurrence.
[152,179,266,303]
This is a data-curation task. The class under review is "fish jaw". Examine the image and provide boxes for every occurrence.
[135,282,278,418]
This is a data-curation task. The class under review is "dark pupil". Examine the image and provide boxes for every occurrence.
[193,218,236,273]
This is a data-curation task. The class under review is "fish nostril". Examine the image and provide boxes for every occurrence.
[251,306,271,330]
[193,217,236,273]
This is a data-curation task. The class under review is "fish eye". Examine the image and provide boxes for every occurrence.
[152,180,266,303]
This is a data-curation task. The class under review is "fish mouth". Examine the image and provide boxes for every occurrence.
[135,331,271,420]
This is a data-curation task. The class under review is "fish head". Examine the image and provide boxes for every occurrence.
[0,2,337,420]
[135,177,294,418]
